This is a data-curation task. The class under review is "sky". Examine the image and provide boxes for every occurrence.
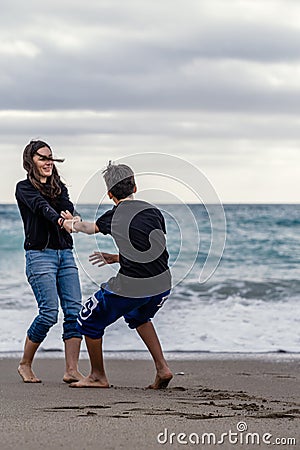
[1,0,300,203]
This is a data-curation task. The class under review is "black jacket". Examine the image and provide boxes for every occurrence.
[15,177,74,250]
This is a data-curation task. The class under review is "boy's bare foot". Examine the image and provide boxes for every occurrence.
[69,375,109,388]
[63,370,85,384]
[18,364,41,383]
[147,369,173,390]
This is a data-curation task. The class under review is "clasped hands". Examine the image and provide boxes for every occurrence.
[60,210,80,233]
[60,210,119,267]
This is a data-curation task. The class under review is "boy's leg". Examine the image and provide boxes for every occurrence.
[70,336,109,388]
[136,321,173,389]
[70,287,123,388]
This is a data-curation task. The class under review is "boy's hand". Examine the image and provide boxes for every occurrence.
[89,252,119,267]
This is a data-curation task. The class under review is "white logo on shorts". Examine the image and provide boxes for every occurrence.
[79,294,99,321]
[157,295,169,307]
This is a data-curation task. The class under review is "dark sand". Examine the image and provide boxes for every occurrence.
[0,356,299,449]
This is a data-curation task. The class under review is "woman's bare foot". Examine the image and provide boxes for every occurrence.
[18,363,41,383]
[147,369,173,389]
[69,374,109,388]
[63,370,85,384]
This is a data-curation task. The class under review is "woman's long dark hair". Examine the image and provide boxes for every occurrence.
[23,140,62,199]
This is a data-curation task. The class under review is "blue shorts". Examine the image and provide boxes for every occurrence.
[76,283,170,339]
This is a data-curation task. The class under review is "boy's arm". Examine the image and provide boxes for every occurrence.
[74,220,99,234]
[60,211,99,234]
[64,219,99,234]
[89,252,119,266]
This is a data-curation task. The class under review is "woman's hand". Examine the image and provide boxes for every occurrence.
[61,210,81,233]
[61,210,81,222]
[89,252,119,267]
[61,210,74,220]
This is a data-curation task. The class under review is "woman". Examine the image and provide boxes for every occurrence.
[15,140,83,383]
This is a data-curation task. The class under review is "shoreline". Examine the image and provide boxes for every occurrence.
[1,349,300,361]
[1,357,299,449]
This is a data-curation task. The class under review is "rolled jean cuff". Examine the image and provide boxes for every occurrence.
[27,330,43,344]
[63,330,82,341]
[63,321,82,341]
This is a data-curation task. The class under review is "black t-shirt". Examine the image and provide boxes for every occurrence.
[96,200,171,297]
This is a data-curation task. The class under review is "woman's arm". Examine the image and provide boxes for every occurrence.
[16,181,61,225]
[59,183,76,215]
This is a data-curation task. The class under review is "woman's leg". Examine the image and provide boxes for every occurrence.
[19,250,60,383]
[57,250,84,382]
[63,337,83,383]
[18,336,41,383]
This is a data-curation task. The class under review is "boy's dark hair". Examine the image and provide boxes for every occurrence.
[103,161,136,200]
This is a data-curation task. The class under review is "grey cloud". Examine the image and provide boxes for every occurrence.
[186,24,300,62]
[1,0,300,204]
[1,1,300,112]
[2,65,300,114]
[2,110,300,141]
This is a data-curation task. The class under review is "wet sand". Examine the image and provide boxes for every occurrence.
[0,356,299,449]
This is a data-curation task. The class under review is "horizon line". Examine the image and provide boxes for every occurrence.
[1,201,300,205]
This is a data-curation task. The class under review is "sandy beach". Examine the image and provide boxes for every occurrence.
[0,355,299,449]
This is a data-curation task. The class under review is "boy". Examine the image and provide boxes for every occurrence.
[62,161,172,389]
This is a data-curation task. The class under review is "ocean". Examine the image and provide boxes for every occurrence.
[0,203,299,357]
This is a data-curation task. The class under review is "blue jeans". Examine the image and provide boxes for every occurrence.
[25,249,82,343]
